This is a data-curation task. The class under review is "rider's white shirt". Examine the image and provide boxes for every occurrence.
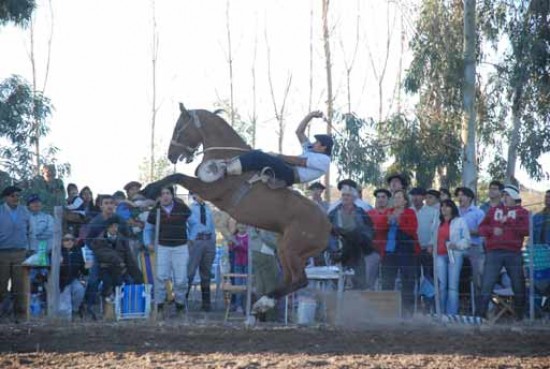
[296,141,331,183]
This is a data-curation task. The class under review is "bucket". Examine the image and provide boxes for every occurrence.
[297,297,317,325]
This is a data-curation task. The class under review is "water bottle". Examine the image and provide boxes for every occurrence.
[37,240,48,266]
[30,293,42,316]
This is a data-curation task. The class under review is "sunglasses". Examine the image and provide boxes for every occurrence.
[62,238,75,242]
[9,193,21,198]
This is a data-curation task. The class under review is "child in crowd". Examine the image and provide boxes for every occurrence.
[59,233,88,320]
[229,223,249,313]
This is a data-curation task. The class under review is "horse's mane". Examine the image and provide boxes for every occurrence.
[196,109,250,150]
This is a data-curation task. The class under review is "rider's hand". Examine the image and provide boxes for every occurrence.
[307,110,324,120]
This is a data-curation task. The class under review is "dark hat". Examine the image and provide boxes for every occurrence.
[337,179,358,191]
[123,181,142,192]
[308,182,326,191]
[439,188,451,198]
[105,216,121,227]
[1,186,22,198]
[313,134,334,156]
[454,187,476,199]
[426,189,441,199]
[113,191,126,200]
[26,194,41,205]
[409,187,426,196]
[386,173,409,188]
[373,188,392,198]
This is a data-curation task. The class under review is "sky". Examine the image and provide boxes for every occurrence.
[0,0,548,195]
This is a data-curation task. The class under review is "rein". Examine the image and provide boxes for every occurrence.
[172,110,251,158]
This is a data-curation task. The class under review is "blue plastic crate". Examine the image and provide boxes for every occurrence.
[115,284,152,320]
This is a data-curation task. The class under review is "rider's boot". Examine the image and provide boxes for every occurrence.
[225,158,242,176]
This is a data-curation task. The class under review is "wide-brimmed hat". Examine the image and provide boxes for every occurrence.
[426,189,441,199]
[308,182,326,191]
[1,186,22,198]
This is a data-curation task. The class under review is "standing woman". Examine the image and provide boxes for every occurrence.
[381,189,419,317]
[432,199,470,315]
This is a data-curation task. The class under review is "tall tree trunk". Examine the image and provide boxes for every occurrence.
[321,0,333,202]
[150,0,159,182]
[30,17,40,175]
[250,17,258,148]
[461,0,477,190]
[226,0,235,127]
[506,94,522,186]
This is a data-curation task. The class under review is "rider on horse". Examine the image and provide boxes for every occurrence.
[222,111,333,186]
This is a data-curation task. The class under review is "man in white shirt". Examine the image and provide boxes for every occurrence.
[223,111,333,186]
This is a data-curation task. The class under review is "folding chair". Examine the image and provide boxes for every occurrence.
[221,273,249,321]
[523,244,550,317]
[489,271,515,323]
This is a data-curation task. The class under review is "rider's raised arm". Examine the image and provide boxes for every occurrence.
[295,110,324,144]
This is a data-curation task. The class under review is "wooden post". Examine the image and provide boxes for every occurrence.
[153,208,160,318]
[47,206,62,319]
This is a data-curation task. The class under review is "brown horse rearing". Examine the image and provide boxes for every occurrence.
[143,103,331,309]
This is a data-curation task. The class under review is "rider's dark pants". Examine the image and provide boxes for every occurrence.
[239,150,296,186]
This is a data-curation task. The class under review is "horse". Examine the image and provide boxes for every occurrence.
[142,103,332,312]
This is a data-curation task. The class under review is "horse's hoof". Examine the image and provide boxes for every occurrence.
[253,296,276,313]
[197,160,226,183]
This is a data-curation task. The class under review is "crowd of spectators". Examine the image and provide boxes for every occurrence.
[0,162,549,323]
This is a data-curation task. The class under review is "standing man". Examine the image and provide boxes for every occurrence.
[327,179,372,213]
[143,186,191,314]
[307,182,329,213]
[186,193,216,312]
[455,187,486,291]
[411,188,440,279]
[533,189,550,245]
[27,194,54,254]
[477,185,529,319]
[366,188,392,290]
[328,183,374,289]
[480,180,504,215]
[28,164,65,215]
[0,186,30,318]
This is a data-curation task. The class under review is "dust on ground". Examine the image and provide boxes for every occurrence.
[1,319,549,369]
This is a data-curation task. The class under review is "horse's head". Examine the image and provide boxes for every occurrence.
[168,103,203,164]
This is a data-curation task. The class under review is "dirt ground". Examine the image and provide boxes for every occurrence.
[1,319,549,369]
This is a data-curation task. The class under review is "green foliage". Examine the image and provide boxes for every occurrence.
[332,112,386,186]
[0,0,35,27]
[214,99,253,145]
[0,75,63,180]
[139,154,173,183]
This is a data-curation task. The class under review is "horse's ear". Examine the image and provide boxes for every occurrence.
[179,102,187,113]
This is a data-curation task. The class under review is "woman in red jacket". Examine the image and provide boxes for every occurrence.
[381,189,419,317]
[477,185,529,319]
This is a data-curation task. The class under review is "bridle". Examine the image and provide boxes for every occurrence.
[170,110,202,159]
[170,109,251,161]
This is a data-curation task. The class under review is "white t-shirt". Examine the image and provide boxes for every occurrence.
[296,141,331,183]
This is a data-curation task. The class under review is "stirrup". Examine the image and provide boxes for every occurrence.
[197,159,226,183]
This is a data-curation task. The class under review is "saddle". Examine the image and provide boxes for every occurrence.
[197,159,287,189]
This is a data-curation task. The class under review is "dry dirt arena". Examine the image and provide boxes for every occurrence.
[1,320,550,369]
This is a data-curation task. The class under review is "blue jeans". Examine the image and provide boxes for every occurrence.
[476,250,525,318]
[436,251,464,315]
[233,265,248,310]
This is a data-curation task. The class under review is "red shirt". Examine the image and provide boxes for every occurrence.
[388,207,421,254]
[479,205,529,252]
[367,208,391,255]
[437,221,450,256]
